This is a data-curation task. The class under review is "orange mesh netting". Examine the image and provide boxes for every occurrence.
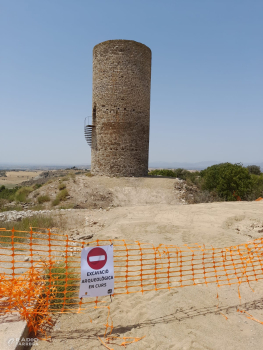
[1,227,263,346]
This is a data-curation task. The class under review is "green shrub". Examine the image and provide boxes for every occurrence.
[247,165,261,175]
[52,189,69,206]
[0,185,19,202]
[2,215,56,231]
[61,175,70,181]
[15,186,34,202]
[31,204,45,211]
[0,199,23,212]
[86,172,93,177]
[37,195,50,204]
[43,262,78,310]
[58,183,66,190]
[59,203,74,209]
[174,168,200,184]
[173,168,186,179]
[33,183,42,190]
[200,163,252,201]
[148,169,176,177]
[57,189,68,201]
[247,174,263,200]
[148,168,200,186]
[52,197,60,206]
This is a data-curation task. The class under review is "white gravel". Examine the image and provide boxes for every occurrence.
[0,209,73,222]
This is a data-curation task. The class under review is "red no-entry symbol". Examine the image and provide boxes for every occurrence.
[87,247,107,270]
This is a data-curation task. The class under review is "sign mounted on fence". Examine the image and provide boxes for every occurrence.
[79,245,114,298]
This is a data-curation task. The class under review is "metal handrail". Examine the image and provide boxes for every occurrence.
[84,116,93,127]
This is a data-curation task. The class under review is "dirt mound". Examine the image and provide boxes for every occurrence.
[28,175,181,209]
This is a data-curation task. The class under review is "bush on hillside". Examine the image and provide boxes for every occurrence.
[149,164,263,203]
[0,185,19,202]
[37,195,51,204]
[148,169,176,177]
[200,163,252,201]
[34,183,42,190]
[246,165,261,175]
[173,168,200,185]
[52,189,69,206]
[148,168,200,184]
[58,183,66,190]
[247,174,263,200]
[15,186,34,202]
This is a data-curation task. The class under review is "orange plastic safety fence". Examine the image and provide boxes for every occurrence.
[1,227,263,340]
[237,309,263,325]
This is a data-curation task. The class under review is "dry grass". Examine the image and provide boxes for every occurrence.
[58,183,66,190]
[0,171,42,187]
[0,215,58,247]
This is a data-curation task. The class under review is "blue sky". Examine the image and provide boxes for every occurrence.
[1,0,262,166]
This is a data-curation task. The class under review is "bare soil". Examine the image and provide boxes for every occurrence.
[30,200,263,350]
[2,171,263,349]
[27,175,181,210]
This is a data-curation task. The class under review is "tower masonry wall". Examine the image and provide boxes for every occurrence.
[91,40,152,177]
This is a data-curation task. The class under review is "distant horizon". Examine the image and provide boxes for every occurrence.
[1,160,262,171]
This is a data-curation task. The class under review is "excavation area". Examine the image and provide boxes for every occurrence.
[1,173,263,349]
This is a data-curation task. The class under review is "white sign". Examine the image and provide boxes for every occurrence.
[79,245,114,298]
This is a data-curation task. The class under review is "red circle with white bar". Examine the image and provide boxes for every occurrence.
[87,247,107,270]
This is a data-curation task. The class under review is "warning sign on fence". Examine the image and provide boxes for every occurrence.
[79,245,114,298]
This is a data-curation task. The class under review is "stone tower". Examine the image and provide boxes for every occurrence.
[90,39,151,176]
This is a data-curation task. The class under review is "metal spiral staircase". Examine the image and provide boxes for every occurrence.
[84,117,94,147]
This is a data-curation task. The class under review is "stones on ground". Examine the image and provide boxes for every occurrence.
[78,234,93,240]
[174,178,199,203]
[0,209,73,222]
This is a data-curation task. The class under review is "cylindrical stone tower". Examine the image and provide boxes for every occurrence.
[90,39,151,176]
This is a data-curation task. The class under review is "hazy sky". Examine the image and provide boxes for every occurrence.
[1,0,262,165]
